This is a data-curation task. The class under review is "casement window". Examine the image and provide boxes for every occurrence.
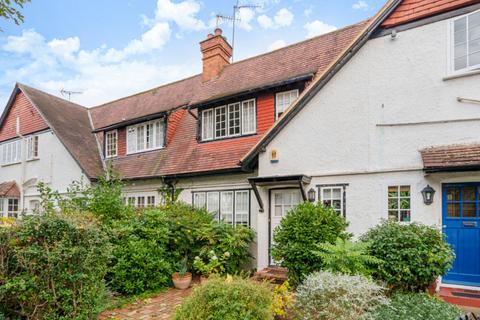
[452,10,480,72]
[201,99,256,141]
[0,139,22,165]
[275,90,299,119]
[193,189,251,226]
[27,136,39,160]
[147,196,156,207]
[126,119,165,154]
[388,186,411,222]
[7,198,19,218]
[0,199,4,216]
[105,130,118,158]
[318,184,347,217]
[137,196,145,208]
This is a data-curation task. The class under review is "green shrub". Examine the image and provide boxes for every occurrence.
[271,202,349,286]
[174,276,273,320]
[312,238,382,277]
[361,221,454,292]
[194,222,255,276]
[0,214,111,319]
[107,210,174,295]
[367,293,462,320]
[294,271,387,320]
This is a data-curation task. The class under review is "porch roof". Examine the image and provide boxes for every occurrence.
[421,143,480,173]
[0,181,20,198]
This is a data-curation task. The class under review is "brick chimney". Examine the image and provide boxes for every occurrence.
[200,28,232,82]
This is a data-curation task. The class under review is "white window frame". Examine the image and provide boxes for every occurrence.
[450,9,480,74]
[0,139,22,166]
[7,198,19,218]
[275,89,299,120]
[0,198,4,217]
[126,119,165,155]
[318,184,347,217]
[26,135,39,160]
[105,130,118,158]
[192,189,251,226]
[201,98,257,141]
[388,185,411,223]
[147,196,156,207]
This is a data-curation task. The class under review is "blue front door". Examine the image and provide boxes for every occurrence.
[443,183,480,286]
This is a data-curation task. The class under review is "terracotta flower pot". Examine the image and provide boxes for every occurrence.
[172,272,192,290]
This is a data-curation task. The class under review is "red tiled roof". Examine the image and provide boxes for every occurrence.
[382,0,479,28]
[110,108,262,179]
[421,143,480,171]
[0,181,20,198]
[90,20,369,130]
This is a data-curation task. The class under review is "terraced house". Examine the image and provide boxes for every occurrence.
[1,0,480,295]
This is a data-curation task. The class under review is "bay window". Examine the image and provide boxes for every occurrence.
[275,90,299,119]
[193,189,250,226]
[201,98,256,141]
[127,119,165,154]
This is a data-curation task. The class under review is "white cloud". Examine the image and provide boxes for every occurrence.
[303,20,337,38]
[268,39,287,51]
[154,0,206,31]
[304,7,313,17]
[237,8,256,31]
[274,8,294,27]
[352,0,368,10]
[257,15,273,29]
[257,8,294,29]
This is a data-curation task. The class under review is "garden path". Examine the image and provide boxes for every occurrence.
[99,287,192,320]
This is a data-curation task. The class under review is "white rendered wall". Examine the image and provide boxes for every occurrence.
[257,16,480,240]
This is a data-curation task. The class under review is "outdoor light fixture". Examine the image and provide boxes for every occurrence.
[421,185,436,205]
[308,188,316,202]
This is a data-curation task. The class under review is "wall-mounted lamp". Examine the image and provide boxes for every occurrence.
[307,188,316,202]
[421,185,436,205]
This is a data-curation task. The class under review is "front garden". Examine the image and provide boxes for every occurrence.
[0,170,465,319]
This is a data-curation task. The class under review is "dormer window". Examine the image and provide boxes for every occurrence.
[201,98,256,141]
[452,10,480,72]
[105,130,118,158]
[127,119,165,154]
[275,90,299,119]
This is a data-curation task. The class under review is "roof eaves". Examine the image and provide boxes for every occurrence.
[240,0,402,168]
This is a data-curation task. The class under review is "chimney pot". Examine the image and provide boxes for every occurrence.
[200,29,233,82]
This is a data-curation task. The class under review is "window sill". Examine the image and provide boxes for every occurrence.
[125,146,165,156]
[200,133,257,144]
[1,161,21,167]
[26,158,39,162]
[443,69,480,81]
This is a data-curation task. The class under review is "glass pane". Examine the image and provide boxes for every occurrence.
[388,198,398,210]
[274,205,282,217]
[323,200,332,208]
[332,188,341,199]
[455,17,467,33]
[388,210,398,221]
[455,42,467,59]
[463,187,476,201]
[332,200,341,210]
[447,203,460,218]
[400,186,410,197]
[275,193,283,205]
[388,186,398,198]
[469,51,480,67]
[463,203,476,217]
[323,189,331,199]
[469,11,480,28]
[400,210,411,222]
[447,188,460,201]
[455,29,467,45]
[400,198,410,210]
[455,56,468,70]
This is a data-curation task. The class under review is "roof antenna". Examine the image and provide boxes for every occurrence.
[60,88,83,101]
[216,1,261,62]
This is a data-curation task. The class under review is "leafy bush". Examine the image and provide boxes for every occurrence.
[174,276,273,320]
[271,202,349,286]
[107,210,174,295]
[0,214,111,319]
[271,281,294,319]
[361,221,454,292]
[294,271,387,320]
[312,238,382,277]
[367,293,462,320]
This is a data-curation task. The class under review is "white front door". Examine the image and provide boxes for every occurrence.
[270,189,302,265]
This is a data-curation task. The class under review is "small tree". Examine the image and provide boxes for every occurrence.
[271,202,349,286]
[0,0,30,30]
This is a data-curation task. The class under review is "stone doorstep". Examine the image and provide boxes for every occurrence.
[439,286,480,309]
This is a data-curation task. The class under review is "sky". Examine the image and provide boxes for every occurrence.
[0,0,386,110]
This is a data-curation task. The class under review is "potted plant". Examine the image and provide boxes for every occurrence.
[172,256,192,290]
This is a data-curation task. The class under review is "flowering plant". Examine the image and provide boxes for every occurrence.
[193,250,230,276]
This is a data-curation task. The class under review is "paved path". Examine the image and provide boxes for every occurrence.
[99,287,192,320]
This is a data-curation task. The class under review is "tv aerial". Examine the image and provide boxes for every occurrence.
[60,88,83,101]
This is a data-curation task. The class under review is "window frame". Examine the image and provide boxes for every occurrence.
[7,198,19,218]
[387,185,411,223]
[126,118,166,155]
[26,135,39,161]
[201,98,257,142]
[450,9,480,74]
[192,189,251,226]
[0,139,22,166]
[105,130,118,158]
[275,89,299,120]
[317,184,348,218]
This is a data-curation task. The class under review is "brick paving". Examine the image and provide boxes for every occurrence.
[99,287,193,320]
